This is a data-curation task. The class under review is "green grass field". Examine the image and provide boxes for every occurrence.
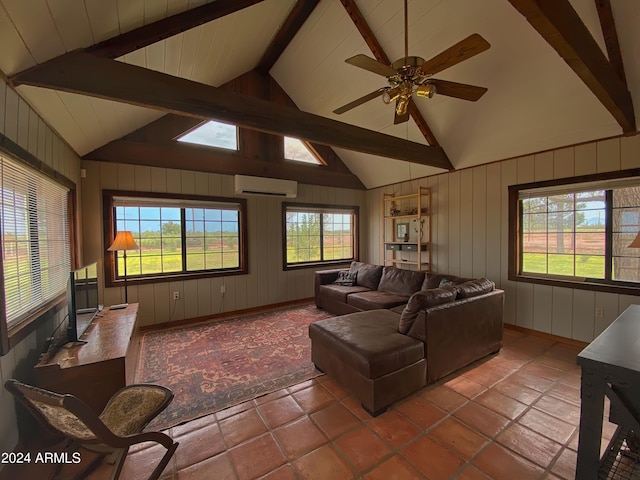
[522,253,604,278]
[119,248,239,275]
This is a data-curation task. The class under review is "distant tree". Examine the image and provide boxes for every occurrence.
[162,221,181,250]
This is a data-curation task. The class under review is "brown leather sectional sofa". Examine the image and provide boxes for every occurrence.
[309,261,504,415]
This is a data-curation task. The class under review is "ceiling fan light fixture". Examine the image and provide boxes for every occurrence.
[396,95,409,116]
[415,83,436,99]
[382,86,401,104]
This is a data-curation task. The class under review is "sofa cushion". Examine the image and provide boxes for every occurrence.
[455,278,495,299]
[347,290,409,311]
[333,270,357,286]
[309,310,424,378]
[422,273,471,290]
[398,288,457,334]
[378,267,425,296]
[319,284,371,304]
[349,261,384,290]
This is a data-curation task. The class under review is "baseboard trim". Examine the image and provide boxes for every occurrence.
[139,297,316,333]
[504,323,588,349]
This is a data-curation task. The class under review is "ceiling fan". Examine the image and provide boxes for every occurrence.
[333,0,491,124]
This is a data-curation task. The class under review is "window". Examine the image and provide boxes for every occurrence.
[509,171,640,293]
[1,153,71,342]
[283,203,358,268]
[177,120,238,150]
[104,192,247,285]
[284,137,322,165]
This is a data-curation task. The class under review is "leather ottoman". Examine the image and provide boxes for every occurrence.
[309,309,426,416]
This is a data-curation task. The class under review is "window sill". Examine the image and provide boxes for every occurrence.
[510,273,640,296]
[3,294,66,355]
[284,260,354,271]
[105,268,248,287]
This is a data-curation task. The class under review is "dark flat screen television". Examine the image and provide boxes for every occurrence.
[67,262,100,344]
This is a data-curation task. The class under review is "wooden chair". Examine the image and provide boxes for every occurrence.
[5,379,178,480]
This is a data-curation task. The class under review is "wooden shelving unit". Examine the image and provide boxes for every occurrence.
[382,186,430,272]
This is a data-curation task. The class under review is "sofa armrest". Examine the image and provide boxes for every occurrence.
[314,268,348,307]
[407,289,504,383]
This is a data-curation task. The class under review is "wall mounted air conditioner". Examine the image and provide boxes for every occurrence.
[234,175,297,198]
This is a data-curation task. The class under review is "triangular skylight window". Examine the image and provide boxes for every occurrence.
[177,120,238,150]
[284,137,322,165]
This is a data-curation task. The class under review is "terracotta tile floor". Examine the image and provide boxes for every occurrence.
[11,328,617,480]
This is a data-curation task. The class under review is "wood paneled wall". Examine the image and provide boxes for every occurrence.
[81,160,366,328]
[0,79,82,455]
[365,136,640,343]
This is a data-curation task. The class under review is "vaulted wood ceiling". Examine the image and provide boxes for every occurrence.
[1,0,638,188]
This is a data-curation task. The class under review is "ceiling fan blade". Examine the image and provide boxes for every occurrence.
[393,101,410,125]
[419,33,490,76]
[333,88,387,115]
[345,54,398,77]
[429,79,488,101]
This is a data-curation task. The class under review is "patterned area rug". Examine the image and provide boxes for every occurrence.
[137,303,333,430]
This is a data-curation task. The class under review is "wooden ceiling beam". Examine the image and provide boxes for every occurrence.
[11,51,452,169]
[594,0,627,86]
[89,68,364,187]
[257,0,320,73]
[338,0,444,149]
[507,0,635,133]
[85,140,366,189]
[87,0,267,59]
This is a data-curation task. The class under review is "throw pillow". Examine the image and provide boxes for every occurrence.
[438,277,456,288]
[398,288,456,334]
[349,261,384,290]
[455,278,495,298]
[333,270,357,286]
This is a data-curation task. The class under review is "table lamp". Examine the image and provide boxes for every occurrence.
[108,230,139,303]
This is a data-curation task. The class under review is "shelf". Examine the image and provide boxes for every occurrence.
[384,214,427,220]
[386,259,430,266]
[384,193,427,202]
[382,187,430,273]
[385,243,427,252]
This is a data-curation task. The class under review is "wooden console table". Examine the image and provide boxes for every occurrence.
[34,303,140,413]
[576,304,640,479]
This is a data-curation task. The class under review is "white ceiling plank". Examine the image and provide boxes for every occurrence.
[164,34,183,78]
[117,0,144,32]
[166,0,189,16]
[57,91,109,155]
[16,86,84,154]
[121,49,147,69]
[145,41,165,74]
[0,3,36,74]
[85,0,120,43]
[177,26,202,80]
[2,0,65,64]
[46,0,94,51]
[144,0,168,25]
[87,97,125,143]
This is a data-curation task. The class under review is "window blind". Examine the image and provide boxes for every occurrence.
[1,154,71,328]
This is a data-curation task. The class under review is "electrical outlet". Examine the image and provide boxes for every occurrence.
[173,291,180,300]
[595,307,604,319]
[220,285,226,294]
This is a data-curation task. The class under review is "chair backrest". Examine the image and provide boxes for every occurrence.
[5,379,102,442]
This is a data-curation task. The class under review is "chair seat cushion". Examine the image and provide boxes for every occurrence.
[309,310,423,379]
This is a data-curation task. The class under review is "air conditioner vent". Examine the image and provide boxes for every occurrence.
[234,175,297,198]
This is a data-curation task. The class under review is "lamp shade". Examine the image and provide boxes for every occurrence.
[629,231,640,248]
[108,231,139,251]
